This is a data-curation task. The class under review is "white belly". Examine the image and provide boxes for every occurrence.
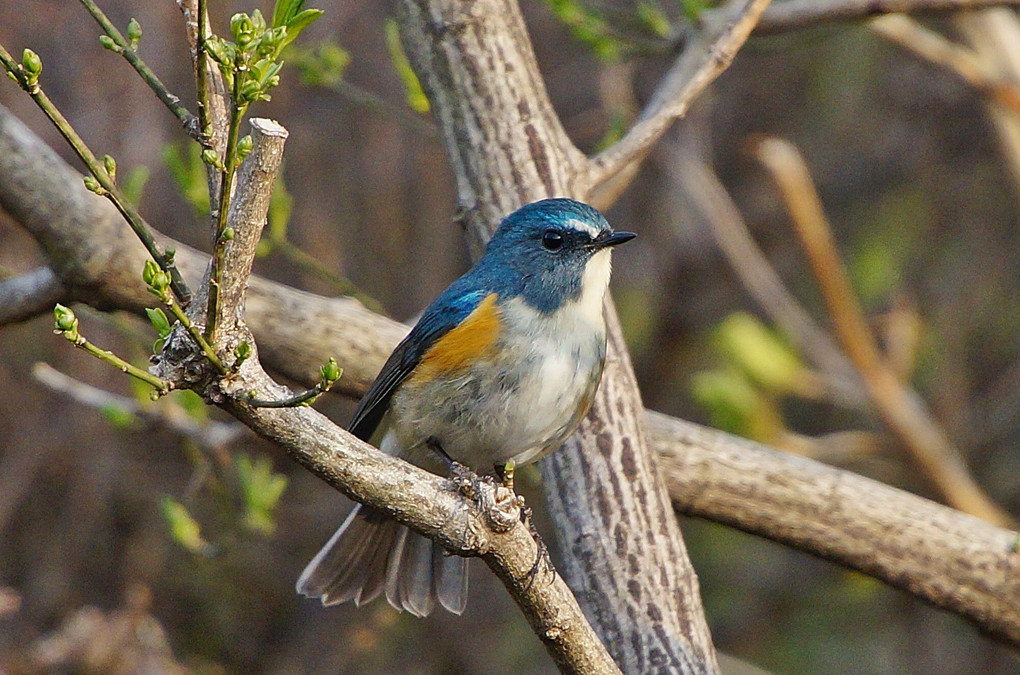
[388,295,607,472]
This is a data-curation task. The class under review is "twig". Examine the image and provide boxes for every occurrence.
[755,136,1014,528]
[871,14,1020,115]
[584,0,772,198]
[79,0,203,142]
[754,0,1020,35]
[0,267,65,325]
[178,0,229,208]
[32,362,243,450]
[52,304,173,396]
[0,43,192,304]
[674,151,867,406]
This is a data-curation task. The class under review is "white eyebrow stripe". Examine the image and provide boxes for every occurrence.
[564,217,601,237]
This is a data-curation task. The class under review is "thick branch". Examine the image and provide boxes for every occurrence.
[205,118,288,336]
[0,267,65,324]
[649,412,1020,647]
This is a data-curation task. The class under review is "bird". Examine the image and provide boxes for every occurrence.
[296,197,635,617]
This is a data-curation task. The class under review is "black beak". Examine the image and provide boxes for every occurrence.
[594,230,636,249]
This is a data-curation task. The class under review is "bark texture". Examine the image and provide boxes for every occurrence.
[398,1,719,671]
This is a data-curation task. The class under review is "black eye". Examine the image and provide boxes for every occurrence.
[541,230,563,251]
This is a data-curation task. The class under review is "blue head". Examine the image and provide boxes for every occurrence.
[476,198,635,314]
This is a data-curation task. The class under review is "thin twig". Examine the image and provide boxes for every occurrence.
[584,0,772,199]
[755,136,1014,528]
[52,304,173,396]
[0,43,192,304]
[32,361,243,450]
[674,150,867,406]
[754,0,1020,35]
[79,0,203,142]
[872,14,1020,115]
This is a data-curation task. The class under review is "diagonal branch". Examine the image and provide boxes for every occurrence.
[755,136,1014,528]
[583,0,772,201]
[141,112,618,674]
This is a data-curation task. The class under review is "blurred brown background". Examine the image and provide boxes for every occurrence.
[1,1,1018,673]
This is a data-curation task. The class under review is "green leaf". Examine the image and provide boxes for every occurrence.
[145,307,172,338]
[160,496,212,554]
[385,19,429,113]
[691,368,783,441]
[267,169,293,243]
[637,3,672,38]
[286,41,350,87]
[163,142,210,217]
[100,403,137,429]
[236,453,288,535]
[173,389,208,423]
[120,164,150,206]
[713,313,805,394]
[540,0,621,62]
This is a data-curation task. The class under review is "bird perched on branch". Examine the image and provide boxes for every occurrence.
[297,198,635,616]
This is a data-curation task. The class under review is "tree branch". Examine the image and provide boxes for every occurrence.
[129,110,618,673]
[755,0,1020,35]
[649,412,1020,647]
[583,0,772,203]
[755,136,1015,529]
[672,150,866,407]
[399,1,718,670]
[0,266,65,325]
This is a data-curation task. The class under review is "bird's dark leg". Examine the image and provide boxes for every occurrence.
[427,436,482,498]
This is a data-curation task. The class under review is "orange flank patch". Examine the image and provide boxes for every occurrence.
[413,293,502,380]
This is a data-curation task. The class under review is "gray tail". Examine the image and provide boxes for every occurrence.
[296,504,468,617]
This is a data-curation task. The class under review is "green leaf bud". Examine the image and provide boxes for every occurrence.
[238,79,262,103]
[102,154,117,180]
[98,35,118,52]
[53,303,77,332]
[21,48,42,83]
[200,148,221,168]
[319,356,341,387]
[164,247,176,264]
[236,134,253,160]
[126,18,142,48]
[234,340,252,367]
[145,307,172,338]
[83,175,104,194]
[220,227,235,242]
[142,259,159,286]
[203,37,234,67]
[231,13,256,48]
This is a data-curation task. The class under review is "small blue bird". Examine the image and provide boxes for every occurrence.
[297,198,635,616]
